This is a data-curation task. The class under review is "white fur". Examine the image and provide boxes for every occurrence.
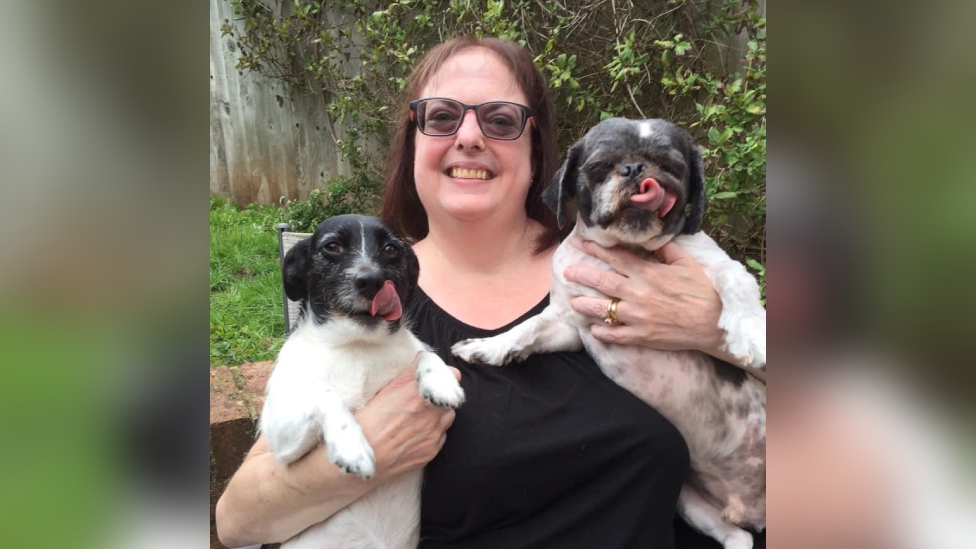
[639,121,653,138]
[451,218,766,549]
[596,175,626,220]
[261,314,464,549]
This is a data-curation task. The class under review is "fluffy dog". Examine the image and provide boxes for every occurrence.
[260,214,465,549]
[452,119,766,549]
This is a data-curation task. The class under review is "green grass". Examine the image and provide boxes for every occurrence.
[210,198,287,366]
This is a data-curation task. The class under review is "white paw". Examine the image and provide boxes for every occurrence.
[417,367,466,409]
[324,421,375,479]
[722,529,753,549]
[723,314,766,369]
[451,337,522,366]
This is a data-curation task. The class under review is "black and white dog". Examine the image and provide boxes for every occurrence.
[260,214,465,549]
[452,119,766,549]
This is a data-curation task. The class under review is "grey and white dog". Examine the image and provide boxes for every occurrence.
[452,119,766,549]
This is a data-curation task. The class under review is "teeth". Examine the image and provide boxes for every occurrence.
[450,168,491,180]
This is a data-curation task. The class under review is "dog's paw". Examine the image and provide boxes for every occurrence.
[417,367,466,409]
[721,529,753,549]
[723,314,765,369]
[451,338,524,366]
[325,422,375,479]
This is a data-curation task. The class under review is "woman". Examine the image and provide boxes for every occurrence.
[216,37,764,549]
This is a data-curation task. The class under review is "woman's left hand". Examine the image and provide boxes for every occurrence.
[563,239,725,355]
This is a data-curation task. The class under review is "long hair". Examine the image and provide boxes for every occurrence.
[380,37,562,253]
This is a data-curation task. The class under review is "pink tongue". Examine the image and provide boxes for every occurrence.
[630,178,678,217]
[370,280,403,321]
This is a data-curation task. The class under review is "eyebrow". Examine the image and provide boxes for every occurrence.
[317,232,340,246]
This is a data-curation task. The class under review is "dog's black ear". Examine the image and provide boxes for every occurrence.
[543,141,584,229]
[683,143,708,234]
[282,238,312,302]
[405,246,420,291]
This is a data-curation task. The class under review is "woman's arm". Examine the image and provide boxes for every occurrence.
[563,239,763,371]
[215,364,459,547]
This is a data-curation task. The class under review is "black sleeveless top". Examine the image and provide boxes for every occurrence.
[408,288,761,549]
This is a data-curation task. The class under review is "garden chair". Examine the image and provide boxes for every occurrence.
[276,223,312,335]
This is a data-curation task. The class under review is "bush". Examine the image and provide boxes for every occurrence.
[222,0,766,276]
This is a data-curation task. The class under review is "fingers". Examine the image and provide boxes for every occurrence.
[570,296,630,323]
[654,241,695,266]
[564,264,629,296]
[579,241,644,276]
[439,408,456,430]
[448,366,461,381]
[587,323,640,346]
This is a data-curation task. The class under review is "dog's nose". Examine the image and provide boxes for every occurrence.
[354,271,385,297]
[619,163,645,179]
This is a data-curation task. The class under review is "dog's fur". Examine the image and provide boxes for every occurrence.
[452,119,766,549]
[260,215,465,549]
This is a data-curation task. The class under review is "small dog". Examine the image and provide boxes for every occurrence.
[452,119,766,549]
[260,214,465,549]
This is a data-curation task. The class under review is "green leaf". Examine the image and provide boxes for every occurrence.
[708,127,721,144]
[746,259,765,272]
[712,191,739,199]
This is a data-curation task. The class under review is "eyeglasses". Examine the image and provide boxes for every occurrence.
[409,98,535,141]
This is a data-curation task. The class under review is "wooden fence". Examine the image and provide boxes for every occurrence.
[210,0,352,205]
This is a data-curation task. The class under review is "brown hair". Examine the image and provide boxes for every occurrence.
[380,36,563,253]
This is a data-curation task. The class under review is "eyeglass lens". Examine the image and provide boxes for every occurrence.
[418,99,525,139]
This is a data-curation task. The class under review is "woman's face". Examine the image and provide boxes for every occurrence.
[413,48,534,227]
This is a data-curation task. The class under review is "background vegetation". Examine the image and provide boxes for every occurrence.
[213,0,766,365]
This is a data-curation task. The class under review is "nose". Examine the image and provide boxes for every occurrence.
[354,271,385,298]
[619,163,646,179]
[454,110,485,150]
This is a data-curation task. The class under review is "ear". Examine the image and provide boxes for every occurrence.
[406,246,420,290]
[543,141,584,229]
[682,143,708,234]
[282,238,312,302]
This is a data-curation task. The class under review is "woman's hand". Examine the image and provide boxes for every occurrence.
[563,239,726,356]
[358,355,461,482]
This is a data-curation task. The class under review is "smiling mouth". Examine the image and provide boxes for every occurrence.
[447,167,494,180]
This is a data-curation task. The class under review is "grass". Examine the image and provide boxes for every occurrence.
[210,198,287,366]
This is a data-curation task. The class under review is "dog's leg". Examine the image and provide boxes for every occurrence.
[450,306,582,366]
[316,390,377,479]
[674,233,766,370]
[678,484,754,549]
[414,350,466,408]
[262,377,376,478]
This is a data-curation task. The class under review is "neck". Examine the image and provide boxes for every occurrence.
[421,212,539,275]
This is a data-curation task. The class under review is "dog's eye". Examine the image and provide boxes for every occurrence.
[662,165,682,178]
[382,244,401,258]
[323,241,343,253]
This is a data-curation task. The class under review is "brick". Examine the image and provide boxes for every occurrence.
[236,361,275,418]
[210,366,260,549]
[210,366,248,425]
[209,366,256,494]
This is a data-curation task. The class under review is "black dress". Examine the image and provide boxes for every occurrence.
[409,288,765,549]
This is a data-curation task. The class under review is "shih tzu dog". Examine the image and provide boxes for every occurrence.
[452,119,766,549]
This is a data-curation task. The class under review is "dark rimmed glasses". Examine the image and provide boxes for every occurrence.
[409,98,535,141]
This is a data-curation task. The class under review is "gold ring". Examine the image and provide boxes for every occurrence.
[605,299,620,324]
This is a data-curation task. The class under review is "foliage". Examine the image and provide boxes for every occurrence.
[210,198,286,365]
[221,0,766,264]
